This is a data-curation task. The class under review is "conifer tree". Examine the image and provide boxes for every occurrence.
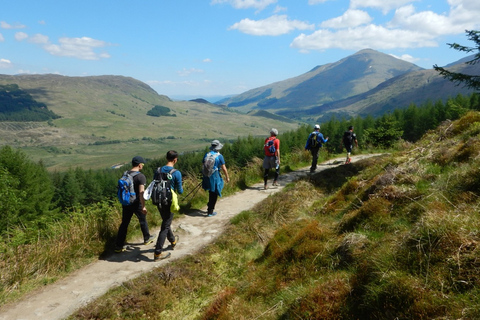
[434,30,480,91]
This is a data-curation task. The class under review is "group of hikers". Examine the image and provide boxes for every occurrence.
[114,125,358,261]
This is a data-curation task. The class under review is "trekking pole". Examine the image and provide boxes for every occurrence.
[181,181,202,201]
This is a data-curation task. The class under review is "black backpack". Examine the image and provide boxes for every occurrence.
[343,131,354,145]
[310,132,319,148]
[151,168,177,208]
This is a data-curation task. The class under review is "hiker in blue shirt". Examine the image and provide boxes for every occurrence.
[153,150,183,261]
[202,140,230,217]
[305,124,328,173]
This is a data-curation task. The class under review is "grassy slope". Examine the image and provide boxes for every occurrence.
[0,74,300,171]
[71,112,480,319]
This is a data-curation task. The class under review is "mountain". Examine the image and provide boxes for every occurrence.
[320,56,480,118]
[221,49,477,121]
[0,74,300,171]
[220,49,423,116]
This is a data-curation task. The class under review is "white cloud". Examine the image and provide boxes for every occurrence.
[1,21,26,29]
[390,53,420,64]
[291,25,437,52]
[29,33,49,44]
[273,5,287,13]
[321,9,372,29]
[177,68,204,76]
[23,34,111,60]
[15,32,28,41]
[211,0,277,11]
[0,33,4,42]
[350,0,416,14]
[0,58,13,69]
[229,14,314,36]
[448,0,480,29]
[203,58,212,62]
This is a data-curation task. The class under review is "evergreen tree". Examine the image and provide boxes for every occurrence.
[434,30,480,91]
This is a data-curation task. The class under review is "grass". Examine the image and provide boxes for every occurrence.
[62,112,480,319]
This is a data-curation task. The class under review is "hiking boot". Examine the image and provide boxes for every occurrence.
[272,181,278,186]
[114,245,127,253]
[154,252,171,261]
[207,212,217,217]
[264,184,268,190]
[144,235,155,245]
[171,235,179,249]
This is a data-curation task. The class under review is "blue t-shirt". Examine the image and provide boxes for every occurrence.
[159,165,183,194]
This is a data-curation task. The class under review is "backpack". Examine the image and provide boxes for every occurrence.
[117,171,140,206]
[309,132,319,148]
[151,168,177,208]
[203,152,220,177]
[265,138,276,154]
[343,131,354,145]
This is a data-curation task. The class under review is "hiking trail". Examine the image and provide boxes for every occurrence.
[0,155,378,320]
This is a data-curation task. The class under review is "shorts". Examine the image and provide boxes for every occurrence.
[263,156,277,169]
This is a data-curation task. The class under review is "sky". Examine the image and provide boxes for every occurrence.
[1,0,479,100]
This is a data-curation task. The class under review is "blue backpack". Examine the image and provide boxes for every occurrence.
[265,138,276,154]
[117,171,140,206]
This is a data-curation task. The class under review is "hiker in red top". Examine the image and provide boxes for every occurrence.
[263,128,280,189]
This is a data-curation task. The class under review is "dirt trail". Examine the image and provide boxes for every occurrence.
[0,155,378,320]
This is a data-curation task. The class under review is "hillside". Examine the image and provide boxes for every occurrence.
[322,58,480,118]
[64,112,480,319]
[0,74,300,170]
[220,49,477,121]
[220,49,423,115]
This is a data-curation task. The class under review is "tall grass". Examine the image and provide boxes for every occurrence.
[69,112,480,319]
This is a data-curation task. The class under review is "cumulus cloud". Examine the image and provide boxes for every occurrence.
[211,0,277,11]
[350,0,416,14]
[321,9,373,29]
[291,25,437,52]
[229,14,314,36]
[20,34,111,60]
[390,53,420,64]
[0,58,13,69]
[1,21,26,29]
[15,32,28,41]
[291,0,480,53]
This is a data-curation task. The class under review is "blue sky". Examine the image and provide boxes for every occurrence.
[1,0,479,100]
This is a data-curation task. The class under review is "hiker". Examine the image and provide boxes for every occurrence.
[263,128,280,189]
[153,150,184,261]
[342,125,358,164]
[305,124,328,173]
[202,139,230,217]
[115,156,155,253]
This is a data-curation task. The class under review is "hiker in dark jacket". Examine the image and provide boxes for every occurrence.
[305,124,328,173]
[342,126,358,164]
[153,150,183,261]
[114,156,155,253]
[202,140,230,217]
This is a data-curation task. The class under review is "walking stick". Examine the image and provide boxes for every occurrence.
[181,181,202,201]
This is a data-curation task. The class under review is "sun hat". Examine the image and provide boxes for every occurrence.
[209,139,223,151]
[270,128,278,136]
[314,124,320,129]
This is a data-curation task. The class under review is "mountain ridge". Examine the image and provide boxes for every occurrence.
[220,49,477,120]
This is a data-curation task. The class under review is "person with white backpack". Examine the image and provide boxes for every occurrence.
[202,140,230,217]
